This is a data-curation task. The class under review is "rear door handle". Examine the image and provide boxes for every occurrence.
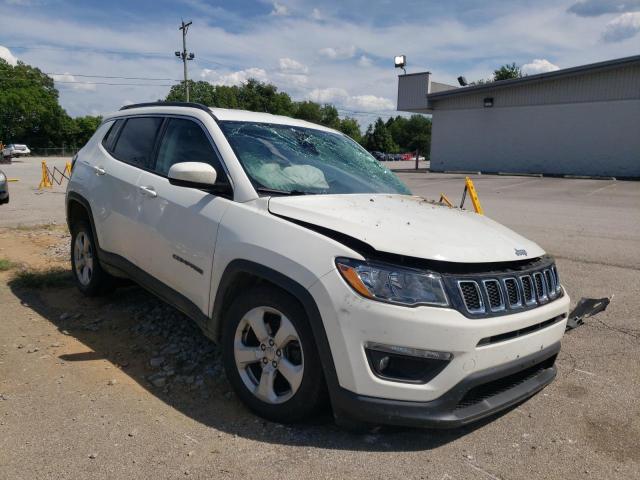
[93,165,106,176]
[139,185,157,198]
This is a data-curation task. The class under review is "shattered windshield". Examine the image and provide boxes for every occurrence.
[220,121,411,195]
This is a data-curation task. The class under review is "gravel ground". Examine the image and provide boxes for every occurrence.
[0,169,638,479]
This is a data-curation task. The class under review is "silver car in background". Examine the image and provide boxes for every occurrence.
[0,170,9,204]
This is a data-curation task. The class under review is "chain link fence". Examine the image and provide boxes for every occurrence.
[30,146,80,157]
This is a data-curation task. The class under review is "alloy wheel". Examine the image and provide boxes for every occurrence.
[74,231,94,286]
[234,306,304,404]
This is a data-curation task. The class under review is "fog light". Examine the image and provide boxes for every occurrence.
[364,342,452,384]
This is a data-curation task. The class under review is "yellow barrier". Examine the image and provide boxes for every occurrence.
[459,177,484,215]
[465,177,484,215]
[38,161,53,189]
[38,160,72,189]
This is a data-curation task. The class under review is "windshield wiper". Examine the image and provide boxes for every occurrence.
[255,187,311,196]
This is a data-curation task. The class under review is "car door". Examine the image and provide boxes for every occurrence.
[136,116,232,315]
[92,116,164,266]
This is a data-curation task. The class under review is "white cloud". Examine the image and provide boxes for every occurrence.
[201,67,269,86]
[0,45,18,66]
[357,55,373,67]
[602,12,640,42]
[278,57,308,73]
[308,87,349,103]
[51,72,97,91]
[311,8,323,20]
[270,2,289,16]
[345,95,394,112]
[522,58,560,75]
[318,45,356,60]
[308,88,393,111]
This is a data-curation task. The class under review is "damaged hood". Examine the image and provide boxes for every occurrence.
[268,194,545,263]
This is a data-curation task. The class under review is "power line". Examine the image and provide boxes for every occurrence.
[0,77,176,87]
[46,72,181,81]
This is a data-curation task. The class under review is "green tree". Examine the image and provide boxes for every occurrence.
[338,117,362,144]
[493,63,522,81]
[363,118,397,153]
[293,101,323,123]
[0,59,70,148]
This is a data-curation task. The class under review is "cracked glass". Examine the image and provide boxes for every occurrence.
[220,121,411,195]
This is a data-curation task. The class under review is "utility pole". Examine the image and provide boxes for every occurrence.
[175,20,195,102]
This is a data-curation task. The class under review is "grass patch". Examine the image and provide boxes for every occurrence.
[13,223,60,232]
[10,267,73,289]
[0,258,16,271]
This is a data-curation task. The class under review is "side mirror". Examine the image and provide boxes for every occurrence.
[168,162,217,188]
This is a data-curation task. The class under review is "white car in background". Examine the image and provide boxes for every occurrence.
[65,102,570,429]
[2,144,31,158]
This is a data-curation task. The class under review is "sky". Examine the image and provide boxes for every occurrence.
[0,0,638,127]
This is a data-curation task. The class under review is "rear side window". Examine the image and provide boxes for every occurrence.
[101,119,123,152]
[155,118,227,182]
[112,117,163,168]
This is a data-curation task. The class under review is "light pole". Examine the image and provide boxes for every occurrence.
[175,20,195,101]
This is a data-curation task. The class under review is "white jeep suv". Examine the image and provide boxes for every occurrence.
[66,103,570,428]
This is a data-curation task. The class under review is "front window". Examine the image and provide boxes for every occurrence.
[220,121,410,195]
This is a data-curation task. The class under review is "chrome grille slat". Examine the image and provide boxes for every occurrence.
[458,281,485,314]
[483,279,505,312]
[544,269,556,298]
[519,275,537,306]
[503,277,522,308]
[533,272,548,303]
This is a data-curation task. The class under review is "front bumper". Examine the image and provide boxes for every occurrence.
[332,341,559,428]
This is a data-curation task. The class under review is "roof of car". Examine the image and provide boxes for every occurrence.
[109,102,337,134]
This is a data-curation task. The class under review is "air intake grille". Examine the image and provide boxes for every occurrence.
[484,280,504,311]
[504,278,520,307]
[449,261,562,317]
[533,272,547,302]
[459,281,483,313]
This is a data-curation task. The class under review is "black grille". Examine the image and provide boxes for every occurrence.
[544,270,555,297]
[504,278,519,306]
[455,355,557,410]
[533,272,546,301]
[459,281,482,312]
[521,275,534,304]
[484,280,504,311]
[448,260,562,317]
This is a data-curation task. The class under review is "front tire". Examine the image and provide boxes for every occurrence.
[222,286,327,423]
[70,220,113,296]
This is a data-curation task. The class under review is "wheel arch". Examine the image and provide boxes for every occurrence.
[210,259,340,393]
[66,192,100,249]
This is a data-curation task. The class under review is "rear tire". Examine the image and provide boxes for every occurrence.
[70,220,114,296]
[222,286,328,423]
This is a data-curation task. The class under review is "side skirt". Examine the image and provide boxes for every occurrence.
[98,249,215,340]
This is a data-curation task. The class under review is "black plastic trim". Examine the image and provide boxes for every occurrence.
[331,342,560,428]
[98,249,212,336]
[211,259,341,398]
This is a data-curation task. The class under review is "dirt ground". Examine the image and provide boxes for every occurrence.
[1,173,639,479]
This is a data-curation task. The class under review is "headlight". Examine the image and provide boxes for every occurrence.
[336,257,449,307]
[0,172,6,183]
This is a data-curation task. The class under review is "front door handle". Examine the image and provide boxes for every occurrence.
[93,165,106,176]
[139,185,157,198]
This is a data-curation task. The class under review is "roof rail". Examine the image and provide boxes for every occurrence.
[119,101,211,112]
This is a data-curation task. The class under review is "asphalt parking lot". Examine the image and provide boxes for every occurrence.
[0,158,639,479]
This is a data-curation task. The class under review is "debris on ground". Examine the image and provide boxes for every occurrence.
[566,296,612,331]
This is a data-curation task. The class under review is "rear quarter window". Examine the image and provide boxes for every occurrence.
[101,120,123,152]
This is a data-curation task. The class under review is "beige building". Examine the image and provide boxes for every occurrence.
[397,55,640,178]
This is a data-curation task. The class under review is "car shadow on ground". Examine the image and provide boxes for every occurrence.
[8,273,511,452]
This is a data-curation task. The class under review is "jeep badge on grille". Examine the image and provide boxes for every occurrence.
[515,248,528,257]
